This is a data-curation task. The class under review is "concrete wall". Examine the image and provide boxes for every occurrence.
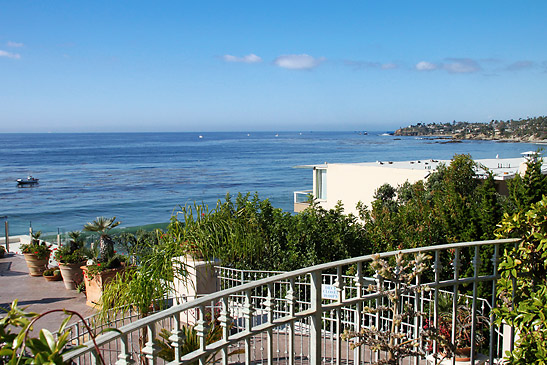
[315,164,430,216]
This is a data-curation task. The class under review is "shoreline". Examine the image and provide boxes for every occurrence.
[396,133,547,144]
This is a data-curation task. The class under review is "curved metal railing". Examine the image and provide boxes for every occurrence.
[64,238,519,364]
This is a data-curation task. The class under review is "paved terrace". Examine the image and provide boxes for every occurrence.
[0,241,95,335]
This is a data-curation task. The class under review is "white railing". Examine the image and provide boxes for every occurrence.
[293,190,313,204]
[64,238,519,364]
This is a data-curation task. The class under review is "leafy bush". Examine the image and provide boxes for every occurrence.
[20,242,51,260]
[493,195,547,364]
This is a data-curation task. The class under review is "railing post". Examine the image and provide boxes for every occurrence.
[374,265,382,363]
[432,250,442,355]
[451,247,461,360]
[335,265,343,365]
[265,283,274,365]
[115,333,134,365]
[169,312,182,363]
[219,296,231,365]
[310,270,323,365]
[142,324,159,365]
[490,243,500,364]
[470,245,481,364]
[286,277,296,365]
[195,304,208,365]
[243,289,253,364]
[355,262,364,363]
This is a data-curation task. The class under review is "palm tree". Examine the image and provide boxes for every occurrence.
[83,217,120,261]
[67,231,85,252]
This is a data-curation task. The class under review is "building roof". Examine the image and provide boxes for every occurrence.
[295,155,547,181]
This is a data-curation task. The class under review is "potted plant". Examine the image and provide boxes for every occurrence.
[20,231,52,277]
[434,303,489,361]
[81,217,125,306]
[54,231,89,290]
[0,245,6,258]
[83,216,120,262]
[81,254,127,307]
[42,267,62,281]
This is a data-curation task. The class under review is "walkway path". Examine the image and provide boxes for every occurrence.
[0,252,95,335]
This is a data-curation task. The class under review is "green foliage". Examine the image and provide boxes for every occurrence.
[42,267,60,277]
[20,240,51,260]
[85,253,127,281]
[175,193,369,271]
[508,154,547,212]
[54,245,89,265]
[97,229,187,323]
[156,312,243,363]
[83,216,121,262]
[0,300,86,364]
[493,196,547,364]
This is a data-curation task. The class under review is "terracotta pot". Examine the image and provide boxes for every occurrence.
[81,266,124,307]
[44,273,62,281]
[454,347,472,361]
[23,253,50,276]
[59,262,87,290]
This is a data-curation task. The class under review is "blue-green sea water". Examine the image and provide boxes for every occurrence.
[0,131,541,235]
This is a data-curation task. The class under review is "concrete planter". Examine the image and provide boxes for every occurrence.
[59,262,86,290]
[23,253,50,276]
[172,255,220,324]
[81,266,124,307]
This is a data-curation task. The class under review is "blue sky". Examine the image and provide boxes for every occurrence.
[0,1,546,132]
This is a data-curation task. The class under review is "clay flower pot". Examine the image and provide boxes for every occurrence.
[454,347,472,361]
[59,262,87,290]
[23,253,50,277]
[81,265,124,307]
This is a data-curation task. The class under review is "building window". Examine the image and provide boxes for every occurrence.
[315,168,327,200]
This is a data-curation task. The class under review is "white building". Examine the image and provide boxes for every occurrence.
[293,152,545,215]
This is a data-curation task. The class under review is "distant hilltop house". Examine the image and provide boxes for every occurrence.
[293,151,546,215]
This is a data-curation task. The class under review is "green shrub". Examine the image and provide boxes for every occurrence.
[493,195,547,364]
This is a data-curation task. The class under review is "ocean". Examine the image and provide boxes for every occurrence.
[0,131,541,236]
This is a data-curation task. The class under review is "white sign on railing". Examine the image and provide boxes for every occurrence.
[322,284,338,300]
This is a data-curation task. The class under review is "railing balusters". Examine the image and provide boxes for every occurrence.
[142,324,158,365]
[432,250,441,355]
[62,239,520,365]
[470,245,481,364]
[243,289,253,364]
[374,263,381,363]
[265,283,274,365]
[168,312,182,363]
[490,243,500,364]
[310,270,323,365]
[194,304,207,365]
[287,277,296,365]
[335,265,343,365]
[115,333,134,365]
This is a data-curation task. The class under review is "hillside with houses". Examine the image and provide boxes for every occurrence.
[394,116,547,142]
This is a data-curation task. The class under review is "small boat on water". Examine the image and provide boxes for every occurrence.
[17,176,39,186]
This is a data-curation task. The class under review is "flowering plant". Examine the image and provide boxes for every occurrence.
[20,242,51,260]
[84,254,127,281]
[54,245,88,265]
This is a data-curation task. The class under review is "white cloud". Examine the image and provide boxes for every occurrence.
[506,60,535,71]
[381,63,398,70]
[415,61,438,71]
[0,50,21,59]
[274,54,324,70]
[7,41,23,48]
[223,53,262,63]
[443,58,481,73]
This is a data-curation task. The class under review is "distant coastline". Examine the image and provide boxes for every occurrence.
[395,116,547,144]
